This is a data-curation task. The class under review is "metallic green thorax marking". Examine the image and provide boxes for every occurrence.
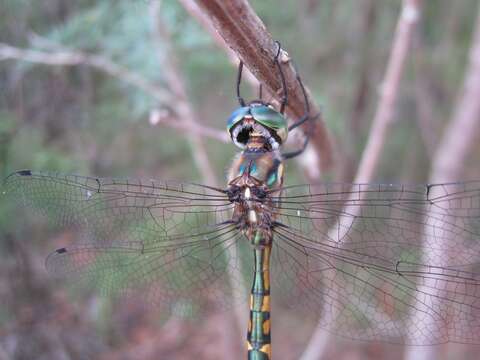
[247,244,272,360]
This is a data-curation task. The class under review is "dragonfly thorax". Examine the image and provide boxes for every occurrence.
[227,150,284,248]
[228,150,284,190]
[227,183,274,247]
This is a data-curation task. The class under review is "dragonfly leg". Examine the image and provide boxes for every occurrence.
[287,60,311,132]
[236,60,246,107]
[273,40,288,115]
[274,41,316,159]
[282,112,319,159]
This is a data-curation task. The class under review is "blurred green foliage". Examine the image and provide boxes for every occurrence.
[1,0,477,182]
[1,0,479,358]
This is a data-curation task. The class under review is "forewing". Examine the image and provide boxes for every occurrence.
[3,170,249,314]
[269,182,480,344]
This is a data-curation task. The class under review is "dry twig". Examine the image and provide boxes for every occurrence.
[149,109,229,143]
[354,0,422,184]
[193,0,335,176]
[0,42,170,103]
[0,41,231,144]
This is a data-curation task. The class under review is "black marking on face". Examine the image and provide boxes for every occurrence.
[231,121,280,150]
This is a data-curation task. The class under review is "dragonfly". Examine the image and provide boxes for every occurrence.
[3,43,480,360]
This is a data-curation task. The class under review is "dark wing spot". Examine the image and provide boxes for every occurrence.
[17,170,32,176]
[55,248,68,254]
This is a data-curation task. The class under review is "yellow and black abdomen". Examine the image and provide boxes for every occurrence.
[247,246,272,360]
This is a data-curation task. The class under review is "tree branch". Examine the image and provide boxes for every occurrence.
[149,109,230,143]
[193,0,335,175]
[429,6,480,181]
[181,0,321,180]
[354,0,422,184]
[0,40,232,145]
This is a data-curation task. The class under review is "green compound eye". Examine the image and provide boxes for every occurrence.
[250,106,288,144]
[227,106,250,134]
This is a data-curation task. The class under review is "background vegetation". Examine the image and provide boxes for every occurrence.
[1,0,479,359]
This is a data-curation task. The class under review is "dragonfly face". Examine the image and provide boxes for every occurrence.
[227,102,289,151]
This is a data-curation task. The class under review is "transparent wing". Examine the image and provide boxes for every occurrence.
[6,171,480,343]
[3,170,249,314]
[269,182,480,344]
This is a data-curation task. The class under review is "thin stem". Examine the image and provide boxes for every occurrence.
[149,109,230,143]
[354,0,422,184]
[0,42,170,103]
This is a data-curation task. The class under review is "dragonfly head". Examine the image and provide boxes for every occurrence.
[227,102,288,150]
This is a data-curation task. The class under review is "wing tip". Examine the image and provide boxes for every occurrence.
[17,169,33,176]
[55,247,68,254]
[45,247,68,271]
[3,169,32,188]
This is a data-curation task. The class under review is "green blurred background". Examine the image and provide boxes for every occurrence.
[1,0,479,359]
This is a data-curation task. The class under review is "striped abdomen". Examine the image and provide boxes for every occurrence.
[247,246,272,360]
